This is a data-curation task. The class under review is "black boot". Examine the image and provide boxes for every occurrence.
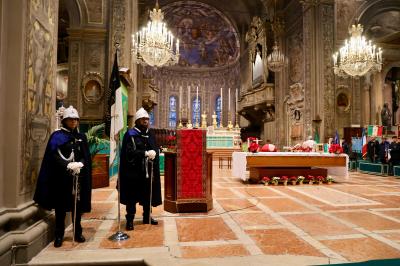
[125,214,134,230]
[54,236,63,248]
[143,215,158,225]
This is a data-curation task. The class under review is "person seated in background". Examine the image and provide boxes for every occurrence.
[367,137,380,163]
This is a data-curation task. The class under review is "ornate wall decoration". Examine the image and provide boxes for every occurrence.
[162,1,239,68]
[22,0,57,194]
[245,16,268,88]
[288,32,303,83]
[85,44,101,68]
[86,0,104,24]
[321,4,335,137]
[110,0,127,66]
[81,72,104,104]
[285,83,305,141]
[336,0,360,40]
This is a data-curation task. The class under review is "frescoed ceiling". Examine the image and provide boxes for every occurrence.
[162,1,240,68]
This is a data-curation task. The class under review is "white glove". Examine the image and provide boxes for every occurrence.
[145,150,156,160]
[67,162,84,175]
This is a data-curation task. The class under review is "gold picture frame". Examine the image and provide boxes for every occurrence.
[315,143,324,153]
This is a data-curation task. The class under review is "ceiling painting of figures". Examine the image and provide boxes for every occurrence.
[162,1,240,68]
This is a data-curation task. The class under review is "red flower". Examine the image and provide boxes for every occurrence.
[329,144,343,154]
[166,135,176,142]
[307,175,315,181]
[289,176,297,181]
[316,175,324,181]
[262,176,270,182]
[249,142,259,153]
[280,176,289,181]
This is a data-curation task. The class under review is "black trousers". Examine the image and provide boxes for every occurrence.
[55,205,82,238]
[126,202,151,220]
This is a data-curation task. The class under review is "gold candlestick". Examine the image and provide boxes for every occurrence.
[201,111,207,128]
[187,119,193,129]
[227,120,233,130]
[212,111,217,129]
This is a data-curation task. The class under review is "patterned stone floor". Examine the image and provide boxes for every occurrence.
[30,168,400,265]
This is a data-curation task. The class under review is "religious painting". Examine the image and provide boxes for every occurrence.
[81,72,104,104]
[163,1,239,68]
[336,92,350,113]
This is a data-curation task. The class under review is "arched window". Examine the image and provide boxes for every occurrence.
[192,97,201,124]
[169,96,177,128]
[215,95,222,125]
[149,110,155,126]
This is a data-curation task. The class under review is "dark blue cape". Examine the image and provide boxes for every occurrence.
[34,130,92,212]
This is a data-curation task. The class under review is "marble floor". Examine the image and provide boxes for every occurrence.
[29,168,400,265]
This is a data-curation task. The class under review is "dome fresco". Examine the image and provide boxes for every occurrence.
[162,1,240,68]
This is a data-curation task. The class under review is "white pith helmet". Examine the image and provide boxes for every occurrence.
[62,105,80,120]
[134,107,149,121]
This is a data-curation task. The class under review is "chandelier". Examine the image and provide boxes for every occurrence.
[333,23,382,77]
[266,1,286,72]
[267,40,286,72]
[131,1,179,67]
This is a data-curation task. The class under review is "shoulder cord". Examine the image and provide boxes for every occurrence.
[57,148,75,162]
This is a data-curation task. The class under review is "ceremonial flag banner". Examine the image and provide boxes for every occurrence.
[334,130,339,144]
[367,125,383,137]
[106,52,127,177]
[361,127,367,158]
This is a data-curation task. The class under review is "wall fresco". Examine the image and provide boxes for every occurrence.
[162,1,239,68]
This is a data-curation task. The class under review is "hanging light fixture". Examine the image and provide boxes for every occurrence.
[333,23,382,77]
[266,1,286,72]
[267,40,286,72]
[131,0,180,67]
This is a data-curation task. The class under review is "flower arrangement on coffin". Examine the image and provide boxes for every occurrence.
[291,143,312,152]
[297,176,305,185]
[166,135,177,151]
[261,176,270,186]
[272,176,280,185]
[315,175,325,185]
[281,176,289,186]
[249,142,260,153]
[325,175,334,184]
[307,175,315,185]
[329,144,343,154]
[289,176,297,185]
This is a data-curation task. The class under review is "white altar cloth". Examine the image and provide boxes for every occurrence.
[232,152,349,181]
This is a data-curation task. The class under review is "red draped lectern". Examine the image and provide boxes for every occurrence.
[164,129,213,213]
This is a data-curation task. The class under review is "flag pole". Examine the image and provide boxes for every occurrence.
[109,42,129,241]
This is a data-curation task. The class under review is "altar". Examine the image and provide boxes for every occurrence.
[232,152,348,182]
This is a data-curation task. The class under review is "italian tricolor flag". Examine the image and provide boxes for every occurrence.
[367,125,383,137]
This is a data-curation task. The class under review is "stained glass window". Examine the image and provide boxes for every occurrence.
[192,97,201,124]
[216,96,221,126]
[149,110,155,126]
[169,96,177,128]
